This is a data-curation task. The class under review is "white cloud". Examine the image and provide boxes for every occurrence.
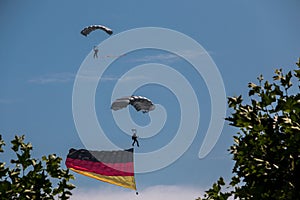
[0,99,14,104]
[76,73,150,83]
[130,50,212,64]
[101,75,148,82]
[28,72,75,84]
[72,185,202,200]
[132,53,179,63]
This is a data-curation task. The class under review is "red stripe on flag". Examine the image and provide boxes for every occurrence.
[66,158,134,176]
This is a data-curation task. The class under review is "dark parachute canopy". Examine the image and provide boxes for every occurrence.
[81,25,113,36]
[111,95,155,113]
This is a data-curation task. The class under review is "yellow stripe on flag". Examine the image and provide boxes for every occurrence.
[69,167,136,190]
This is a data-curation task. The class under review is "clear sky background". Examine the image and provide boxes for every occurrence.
[1,1,300,199]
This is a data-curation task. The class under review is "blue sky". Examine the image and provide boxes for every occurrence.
[1,0,300,199]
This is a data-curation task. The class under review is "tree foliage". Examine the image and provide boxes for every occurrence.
[0,135,75,200]
[198,58,300,200]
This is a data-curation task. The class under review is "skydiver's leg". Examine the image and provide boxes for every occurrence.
[132,139,139,147]
[93,50,98,58]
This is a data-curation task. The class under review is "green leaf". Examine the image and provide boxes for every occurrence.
[0,135,76,199]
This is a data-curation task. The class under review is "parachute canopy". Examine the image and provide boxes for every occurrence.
[81,25,113,36]
[111,95,155,113]
[65,148,136,190]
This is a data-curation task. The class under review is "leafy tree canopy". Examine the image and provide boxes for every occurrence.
[0,135,75,200]
[198,58,300,200]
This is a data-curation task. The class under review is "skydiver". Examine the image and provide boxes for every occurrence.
[131,129,139,147]
[93,46,99,58]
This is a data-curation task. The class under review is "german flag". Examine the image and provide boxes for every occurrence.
[65,148,136,190]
